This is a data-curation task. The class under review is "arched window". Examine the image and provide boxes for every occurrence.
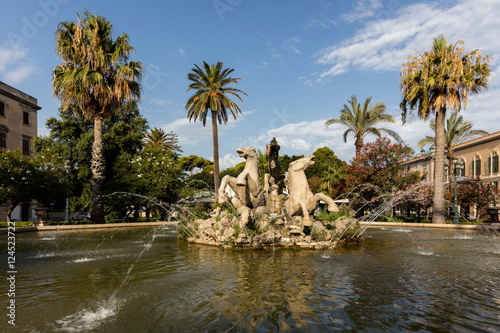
[472,154,481,177]
[457,158,466,177]
[489,150,499,174]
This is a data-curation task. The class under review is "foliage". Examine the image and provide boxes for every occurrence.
[345,138,420,213]
[145,128,182,154]
[0,150,65,221]
[305,147,347,198]
[179,155,213,174]
[392,182,435,217]
[307,176,323,194]
[453,178,498,213]
[325,95,402,156]
[130,145,182,202]
[36,103,150,220]
[316,205,354,221]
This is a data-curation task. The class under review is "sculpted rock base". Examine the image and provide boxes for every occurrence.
[186,210,361,250]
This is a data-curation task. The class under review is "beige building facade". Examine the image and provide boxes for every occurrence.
[404,131,500,219]
[0,81,41,221]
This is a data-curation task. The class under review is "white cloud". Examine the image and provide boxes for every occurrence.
[315,0,500,82]
[342,0,383,22]
[282,37,301,55]
[158,110,255,150]
[0,43,36,84]
[220,153,243,169]
[149,98,172,107]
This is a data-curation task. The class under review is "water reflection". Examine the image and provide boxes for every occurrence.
[1,226,498,332]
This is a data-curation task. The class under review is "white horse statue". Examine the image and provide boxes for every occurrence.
[218,147,262,226]
[284,155,339,226]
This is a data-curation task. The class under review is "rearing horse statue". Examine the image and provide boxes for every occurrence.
[218,147,262,226]
[284,155,339,226]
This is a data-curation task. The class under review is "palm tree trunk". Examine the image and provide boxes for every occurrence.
[354,138,364,158]
[432,108,447,224]
[91,115,106,224]
[211,110,221,193]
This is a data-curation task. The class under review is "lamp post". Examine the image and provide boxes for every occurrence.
[453,159,464,225]
[64,158,79,224]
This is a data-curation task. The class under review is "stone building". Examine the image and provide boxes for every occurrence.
[403,130,500,219]
[0,81,41,221]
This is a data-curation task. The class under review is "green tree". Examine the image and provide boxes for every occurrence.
[401,36,491,224]
[0,150,64,222]
[418,111,488,176]
[325,95,402,157]
[53,11,143,223]
[128,144,182,219]
[303,147,347,198]
[185,61,247,192]
[345,138,420,216]
[454,179,497,220]
[36,102,149,220]
[179,155,213,175]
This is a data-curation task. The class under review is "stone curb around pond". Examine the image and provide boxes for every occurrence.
[360,221,500,230]
[0,221,178,234]
[2,221,499,235]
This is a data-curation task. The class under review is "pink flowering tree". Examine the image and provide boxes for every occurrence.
[345,138,421,215]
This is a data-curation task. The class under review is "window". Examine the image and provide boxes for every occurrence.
[0,126,7,149]
[457,159,466,177]
[0,132,6,149]
[472,155,481,177]
[23,111,29,125]
[0,101,5,117]
[22,138,30,155]
[489,151,499,174]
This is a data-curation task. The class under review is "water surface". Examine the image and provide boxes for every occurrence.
[1,226,499,332]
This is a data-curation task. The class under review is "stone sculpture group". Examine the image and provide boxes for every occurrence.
[186,138,359,249]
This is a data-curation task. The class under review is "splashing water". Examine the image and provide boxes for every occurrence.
[53,297,122,332]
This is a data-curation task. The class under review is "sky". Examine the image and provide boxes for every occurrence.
[1,0,499,169]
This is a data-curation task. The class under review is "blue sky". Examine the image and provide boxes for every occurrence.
[1,0,499,169]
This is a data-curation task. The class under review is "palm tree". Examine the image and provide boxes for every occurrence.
[146,128,169,146]
[53,11,143,223]
[325,95,402,157]
[418,111,488,176]
[401,36,491,224]
[185,61,247,192]
[146,128,182,153]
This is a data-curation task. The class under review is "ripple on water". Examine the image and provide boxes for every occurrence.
[393,228,412,233]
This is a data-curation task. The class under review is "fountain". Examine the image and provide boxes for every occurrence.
[184,139,361,249]
[2,224,499,332]
[3,139,500,332]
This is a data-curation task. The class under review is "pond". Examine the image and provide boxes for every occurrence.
[1,225,499,332]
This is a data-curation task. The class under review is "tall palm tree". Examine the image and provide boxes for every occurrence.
[401,36,491,224]
[418,111,488,176]
[53,11,143,223]
[325,95,402,157]
[185,61,247,192]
